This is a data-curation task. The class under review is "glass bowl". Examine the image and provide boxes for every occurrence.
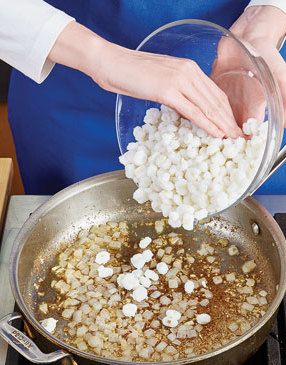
[115,19,284,215]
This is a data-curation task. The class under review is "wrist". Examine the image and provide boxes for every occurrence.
[48,21,106,77]
[231,5,286,48]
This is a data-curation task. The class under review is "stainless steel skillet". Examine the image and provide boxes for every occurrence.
[0,170,285,364]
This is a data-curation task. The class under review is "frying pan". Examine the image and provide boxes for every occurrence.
[0,170,286,364]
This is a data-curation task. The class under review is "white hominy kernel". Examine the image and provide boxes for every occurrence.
[195,209,208,220]
[140,276,151,288]
[182,213,194,230]
[95,251,110,264]
[132,286,148,302]
[131,253,146,269]
[122,303,137,317]
[228,245,239,256]
[166,310,181,321]
[145,269,159,281]
[120,273,140,290]
[133,150,147,166]
[139,237,152,249]
[97,266,113,278]
[145,108,161,125]
[184,280,195,294]
[133,126,145,141]
[132,269,143,278]
[259,290,268,297]
[156,262,169,275]
[117,273,125,287]
[142,249,153,262]
[133,188,148,204]
[196,314,211,325]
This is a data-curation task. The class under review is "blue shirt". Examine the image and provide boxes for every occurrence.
[8,0,285,194]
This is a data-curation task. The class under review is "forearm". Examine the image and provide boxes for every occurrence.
[48,21,105,78]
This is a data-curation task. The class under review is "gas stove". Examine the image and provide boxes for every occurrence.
[0,195,285,365]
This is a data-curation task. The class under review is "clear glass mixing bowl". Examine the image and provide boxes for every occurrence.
[116,19,284,215]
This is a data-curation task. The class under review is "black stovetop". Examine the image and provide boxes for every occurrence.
[5,214,286,365]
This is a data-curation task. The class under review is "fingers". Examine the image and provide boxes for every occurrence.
[179,61,243,138]
[170,93,225,138]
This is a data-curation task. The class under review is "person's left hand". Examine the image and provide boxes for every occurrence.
[211,5,286,127]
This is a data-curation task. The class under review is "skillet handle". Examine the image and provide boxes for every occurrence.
[0,313,70,364]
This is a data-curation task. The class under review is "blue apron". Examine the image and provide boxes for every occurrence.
[8,0,285,195]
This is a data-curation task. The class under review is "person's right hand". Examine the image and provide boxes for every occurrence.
[48,21,243,139]
[211,5,286,128]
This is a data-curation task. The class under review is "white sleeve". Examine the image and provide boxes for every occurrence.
[0,0,75,83]
[246,0,286,14]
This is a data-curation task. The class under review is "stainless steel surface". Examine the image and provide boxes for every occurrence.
[1,171,285,365]
[0,313,69,363]
[0,195,50,365]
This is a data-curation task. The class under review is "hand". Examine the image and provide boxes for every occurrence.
[211,5,286,127]
[48,21,243,138]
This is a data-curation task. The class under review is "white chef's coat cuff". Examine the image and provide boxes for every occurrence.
[26,13,74,83]
[0,0,75,84]
[246,0,286,14]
